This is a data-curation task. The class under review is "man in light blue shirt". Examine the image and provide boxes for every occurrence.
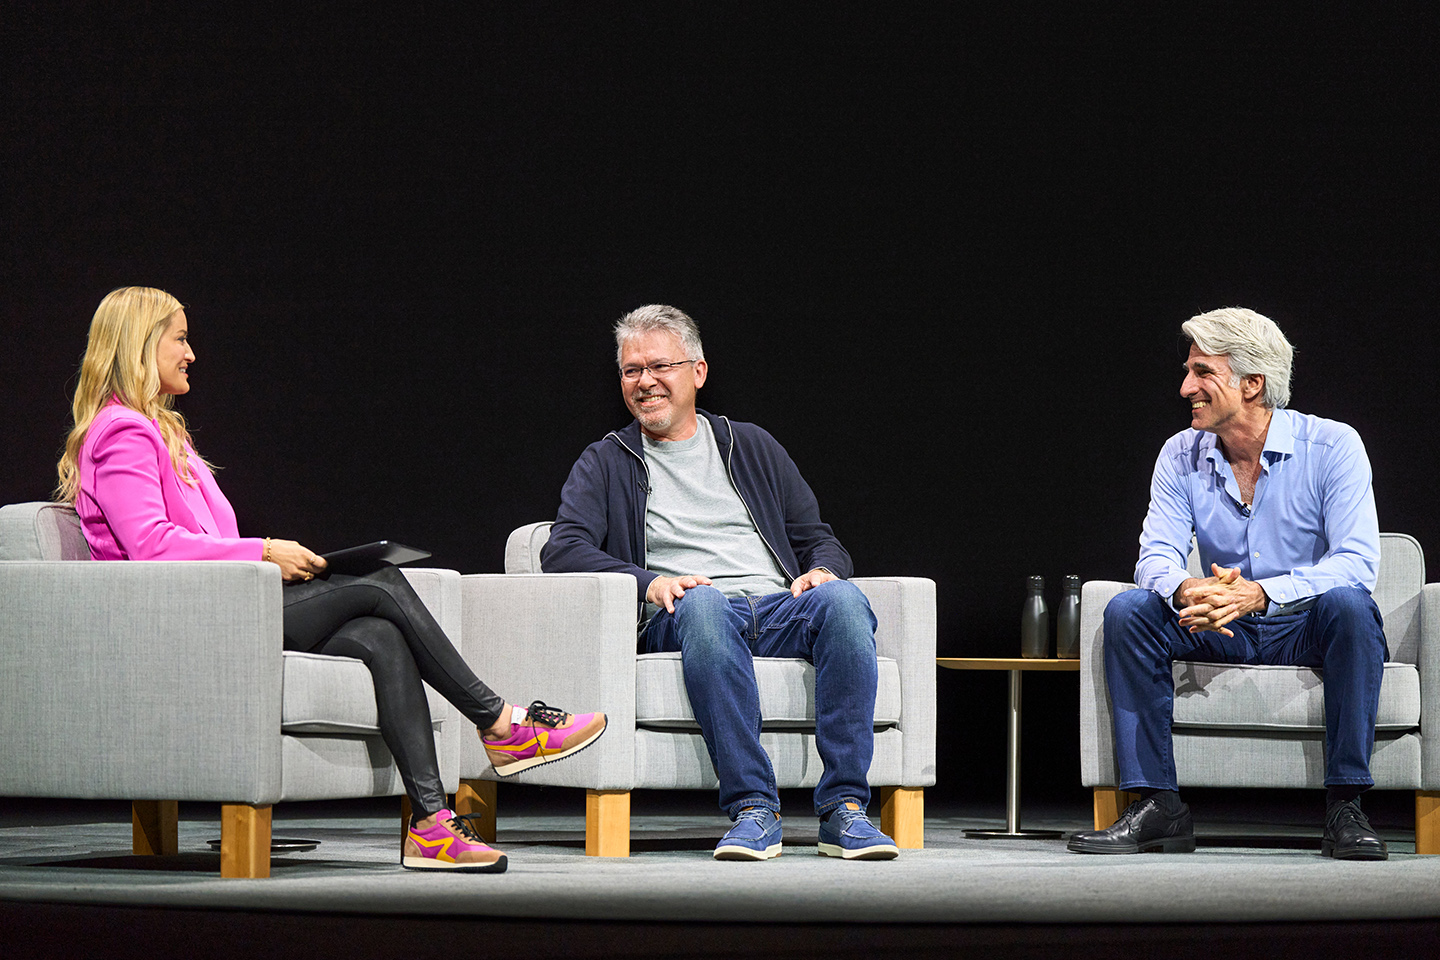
[1068,307,1389,860]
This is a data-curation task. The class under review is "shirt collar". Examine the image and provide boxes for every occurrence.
[1200,407,1293,468]
[1262,407,1294,460]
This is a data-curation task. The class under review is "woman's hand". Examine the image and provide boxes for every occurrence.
[267,539,328,582]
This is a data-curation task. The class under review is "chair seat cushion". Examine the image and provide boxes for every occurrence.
[634,653,902,730]
[281,651,444,734]
[1172,661,1419,732]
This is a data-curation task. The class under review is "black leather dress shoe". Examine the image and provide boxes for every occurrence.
[1067,796,1197,854]
[1321,800,1388,861]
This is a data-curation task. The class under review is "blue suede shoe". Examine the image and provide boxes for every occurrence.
[714,807,783,861]
[818,801,899,860]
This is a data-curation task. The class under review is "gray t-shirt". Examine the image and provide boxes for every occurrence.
[642,416,790,610]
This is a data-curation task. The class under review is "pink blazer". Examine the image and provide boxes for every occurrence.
[78,401,264,562]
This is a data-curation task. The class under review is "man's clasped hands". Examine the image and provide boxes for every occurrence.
[1175,563,1270,636]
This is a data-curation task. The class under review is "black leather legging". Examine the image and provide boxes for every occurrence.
[281,565,506,819]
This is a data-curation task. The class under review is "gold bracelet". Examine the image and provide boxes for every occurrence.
[263,537,273,563]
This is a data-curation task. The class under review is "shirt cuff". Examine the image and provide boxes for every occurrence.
[1154,572,1191,612]
[1257,576,1300,616]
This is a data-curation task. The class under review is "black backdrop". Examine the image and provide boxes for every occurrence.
[4,7,1437,809]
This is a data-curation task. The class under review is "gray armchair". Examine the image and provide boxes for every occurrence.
[0,501,464,877]
[449,522,937,857]
[1079,532,1439,853]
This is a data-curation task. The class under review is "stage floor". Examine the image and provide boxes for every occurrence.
[1,791,1437,927]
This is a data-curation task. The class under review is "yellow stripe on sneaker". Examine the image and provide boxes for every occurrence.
[408,832,460,863]
[488,731,561,756]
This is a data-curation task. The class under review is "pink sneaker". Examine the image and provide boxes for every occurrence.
[482,700,607,777]
[402,809,507,872]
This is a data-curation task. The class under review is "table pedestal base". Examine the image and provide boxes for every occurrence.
[963,827,1064,840]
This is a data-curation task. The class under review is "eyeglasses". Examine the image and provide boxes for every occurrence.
[619,359,698,381]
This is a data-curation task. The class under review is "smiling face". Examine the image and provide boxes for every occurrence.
[619,329,707,441]
[155,309,194,396]
[1180,343,1259,434]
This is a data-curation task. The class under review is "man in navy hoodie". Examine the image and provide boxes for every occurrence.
[541,304,897,862]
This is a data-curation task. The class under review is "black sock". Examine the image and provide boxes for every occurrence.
[1136,788,1183,812]
[1327,785,1365,809]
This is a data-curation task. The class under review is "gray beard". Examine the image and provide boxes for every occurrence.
[636,408,673,432]
[632,394,673,433]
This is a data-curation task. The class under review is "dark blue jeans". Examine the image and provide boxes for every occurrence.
[1104,586,1387,791]
[640,581,879,818]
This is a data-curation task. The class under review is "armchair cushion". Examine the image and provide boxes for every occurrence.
[634,652,903,730]
[0,501,90,560]
[505,522,551,576]
[1171,661,1420,732]
[632,728,904,788]
[281,651,447,734]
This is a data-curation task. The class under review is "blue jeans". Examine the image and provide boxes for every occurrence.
[1104,586,1387,791]
[640,581,880,818]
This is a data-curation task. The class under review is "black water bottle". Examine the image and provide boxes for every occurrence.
[1020,575,1049,658]
[1056,574,1081,659]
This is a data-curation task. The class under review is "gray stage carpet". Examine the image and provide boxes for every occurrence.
[2,795,1437,925]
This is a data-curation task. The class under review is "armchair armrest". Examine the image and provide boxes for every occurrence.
[1079,579,1135,787]
[459,572,638,790]
[401,567,464,792]
[1422,583,1440,790]
[0,560,285,803]
[852,576,937,787]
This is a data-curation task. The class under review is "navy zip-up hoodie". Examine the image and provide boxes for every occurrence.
[541,409,853,604]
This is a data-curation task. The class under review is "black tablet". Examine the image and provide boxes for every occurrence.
[319,541,431,577]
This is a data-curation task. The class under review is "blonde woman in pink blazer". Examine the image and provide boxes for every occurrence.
[57,287,607,873]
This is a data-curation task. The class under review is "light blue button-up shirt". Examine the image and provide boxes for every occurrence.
[1136,407,1380,614]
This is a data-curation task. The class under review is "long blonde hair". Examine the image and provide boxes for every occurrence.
[56,286,205,503]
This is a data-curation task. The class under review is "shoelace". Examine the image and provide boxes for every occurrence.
[833,808,871,829]
[444,813,489,844]
[526,700,569,728]
[1122,796,1178,823]
[1328,801,1369,832]
[733,808,773,828]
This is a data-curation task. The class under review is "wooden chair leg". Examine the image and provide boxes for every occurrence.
[131,800,178,856]
[586,789,630,857]
[879,785,925,849]
[455,779,498,843]
[220,803,272,879]
[1417,790,1440,855]
[1093,787,1140,830]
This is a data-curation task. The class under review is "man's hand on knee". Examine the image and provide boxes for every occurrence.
[790,568,838,597]
[647,574,714,613]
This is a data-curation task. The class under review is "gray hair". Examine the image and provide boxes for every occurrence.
[1181,307,1294,409]
[614,304,705,367]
